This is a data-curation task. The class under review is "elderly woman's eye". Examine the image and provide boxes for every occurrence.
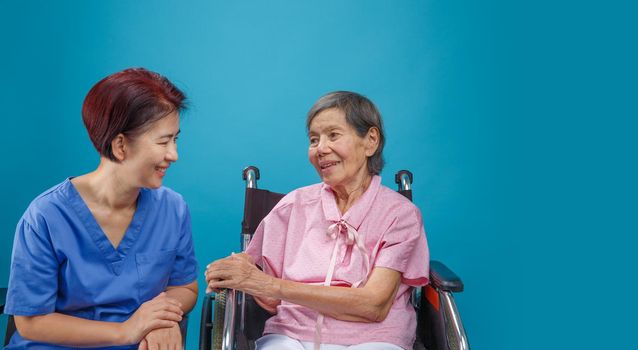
[309,138,319,145]
[329,132,340,140]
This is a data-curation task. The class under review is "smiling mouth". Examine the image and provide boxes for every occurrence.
[320,161,340,170]
[155,166,168,174]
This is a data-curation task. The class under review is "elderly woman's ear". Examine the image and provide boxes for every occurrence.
[364,127,381,157]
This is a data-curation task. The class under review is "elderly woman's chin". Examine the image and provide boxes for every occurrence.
[319,173,350,189]
[315,166,339,185]
[316,162,368,189]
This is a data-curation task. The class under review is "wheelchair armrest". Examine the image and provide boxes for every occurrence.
[430,260,464,293]
[1,287,7,313]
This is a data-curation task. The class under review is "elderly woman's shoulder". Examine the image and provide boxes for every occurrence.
[375,184,422,216]
[276,182,324,208]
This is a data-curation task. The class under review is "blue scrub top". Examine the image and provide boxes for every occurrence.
[4,178,199,350]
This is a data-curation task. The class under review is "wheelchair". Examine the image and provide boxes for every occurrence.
[199,166,470,350]
[1,288,16,347]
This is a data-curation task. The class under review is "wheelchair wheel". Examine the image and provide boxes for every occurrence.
[212,290,227,350]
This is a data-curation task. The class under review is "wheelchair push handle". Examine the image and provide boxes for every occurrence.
[395,170,413,191]
[243,166,260,189]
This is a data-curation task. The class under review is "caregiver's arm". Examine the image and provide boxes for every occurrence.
[14,293,183,347]
[165,280,198,313]
[206,253,401,323]
[137,281,199,350]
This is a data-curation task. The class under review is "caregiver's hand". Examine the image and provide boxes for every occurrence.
[138,322,182,350]
[123,292,183,344]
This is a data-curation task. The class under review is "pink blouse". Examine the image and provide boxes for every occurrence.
[245,175,429,349]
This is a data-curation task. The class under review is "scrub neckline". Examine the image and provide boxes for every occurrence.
[64,177,150,276]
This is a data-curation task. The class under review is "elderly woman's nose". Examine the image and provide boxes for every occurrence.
[317,138,331,154]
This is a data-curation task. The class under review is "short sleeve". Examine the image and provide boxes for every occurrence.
[374,207,429,286]
[168,204,198,286]
[5,218,59,315]
[245,202,292,279]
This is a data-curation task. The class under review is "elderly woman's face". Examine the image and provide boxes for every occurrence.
[308,108,375,190]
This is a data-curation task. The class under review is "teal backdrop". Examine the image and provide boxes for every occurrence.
[1,1,635,349]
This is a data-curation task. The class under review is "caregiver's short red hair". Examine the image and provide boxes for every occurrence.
[82,68,186,161]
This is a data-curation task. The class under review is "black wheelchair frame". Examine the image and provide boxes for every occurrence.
[199,166,470,350]
[1,287,16,346]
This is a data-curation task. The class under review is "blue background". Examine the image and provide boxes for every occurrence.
[0,1,635,349]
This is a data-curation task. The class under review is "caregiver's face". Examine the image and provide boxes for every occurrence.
[308,108,370,189]
[123,111,180,189]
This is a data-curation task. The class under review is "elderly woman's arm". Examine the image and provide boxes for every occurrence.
[205,253,401,322]
[253,295,281,314]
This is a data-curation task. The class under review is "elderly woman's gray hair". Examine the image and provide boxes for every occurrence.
[306,91,385,175]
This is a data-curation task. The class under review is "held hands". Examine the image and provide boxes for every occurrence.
[123,292,183,345]
[204,253,271,296]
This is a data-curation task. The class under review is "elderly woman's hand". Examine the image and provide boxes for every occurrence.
[204,253,272,295]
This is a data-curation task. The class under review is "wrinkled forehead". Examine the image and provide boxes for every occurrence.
[308,108,350,133]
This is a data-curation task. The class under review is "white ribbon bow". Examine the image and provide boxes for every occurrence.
[314,219,371,350]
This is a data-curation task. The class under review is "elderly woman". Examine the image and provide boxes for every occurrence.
[205,91,429,350]
[4,68,198,350]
